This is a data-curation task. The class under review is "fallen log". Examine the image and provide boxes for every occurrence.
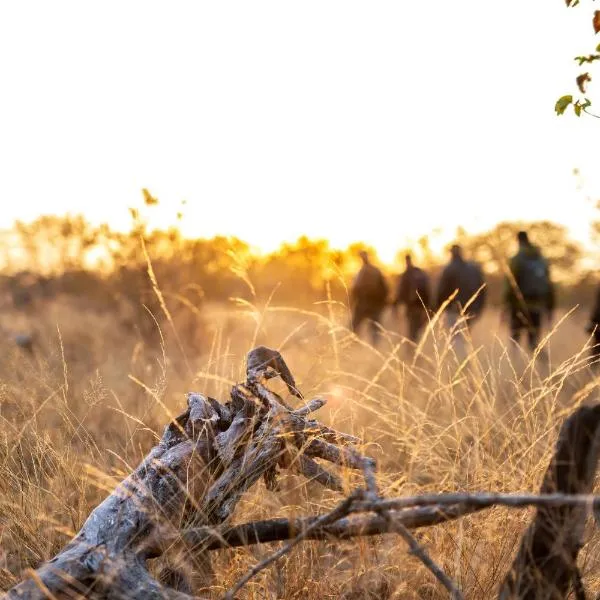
[7,346,600,600]
[5,347,376,599]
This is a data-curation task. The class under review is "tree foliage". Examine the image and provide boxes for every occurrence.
[556,1,600,117]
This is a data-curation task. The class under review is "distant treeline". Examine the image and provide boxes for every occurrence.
[0,214,598,314]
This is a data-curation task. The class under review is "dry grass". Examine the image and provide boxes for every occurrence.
[1,295,600,599]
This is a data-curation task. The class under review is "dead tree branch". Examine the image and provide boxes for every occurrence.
[5,347,376,599]
[498,404,600,600]
[178,503,487,550]
[6,347,600,600]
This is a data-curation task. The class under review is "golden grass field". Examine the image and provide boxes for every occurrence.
[1,293,600,599]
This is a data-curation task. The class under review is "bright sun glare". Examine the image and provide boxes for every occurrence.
[0,1,599,264]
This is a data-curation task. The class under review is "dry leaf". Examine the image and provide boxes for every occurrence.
[576,72,591,93]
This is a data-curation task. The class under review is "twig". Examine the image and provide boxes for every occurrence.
[223,491,361,600]
[352,491,600,514]
[382,515,464,600]
[292,397,326,416]
[304,438,378,496]
[373,491,464,599]
[295,454,344,491]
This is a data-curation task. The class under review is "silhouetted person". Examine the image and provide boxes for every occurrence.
[436,244,486,356]
[586,282,600,365]
[504,230,554,353]
[393,254,431,344]
[350,251,389,346]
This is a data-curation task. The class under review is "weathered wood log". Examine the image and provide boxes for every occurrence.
[5,347,376,599]
[8,345,600,600]
[294,454,344,491]
[498,404,600,600]
[6,392,218,600]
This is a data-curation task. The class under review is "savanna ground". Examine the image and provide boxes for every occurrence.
[1,289,600,599]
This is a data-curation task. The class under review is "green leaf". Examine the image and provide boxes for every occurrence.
[574,54,600,65]
[597,43,600,52]
[555,95,573,115]
[574,98,593,117]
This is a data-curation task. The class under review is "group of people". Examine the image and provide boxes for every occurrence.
[350,230,556,356]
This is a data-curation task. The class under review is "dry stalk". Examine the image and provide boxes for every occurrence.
[5,348,600,600]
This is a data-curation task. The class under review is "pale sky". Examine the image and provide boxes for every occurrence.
[0,1,599,263]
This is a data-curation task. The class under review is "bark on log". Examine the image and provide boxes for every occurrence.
[7,346,600,600]
[6,392,217,600]
[498,404,600,600]
[5,347,375,599]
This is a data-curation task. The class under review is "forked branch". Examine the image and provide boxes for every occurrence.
[5,346,377,599]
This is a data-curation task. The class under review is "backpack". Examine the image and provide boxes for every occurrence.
[516,253,550,299]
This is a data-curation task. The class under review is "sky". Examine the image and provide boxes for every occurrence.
[0,1,599,263]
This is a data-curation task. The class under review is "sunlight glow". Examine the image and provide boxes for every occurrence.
[0,1,599,264]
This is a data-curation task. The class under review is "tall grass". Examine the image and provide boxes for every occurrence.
[1,293,599,598]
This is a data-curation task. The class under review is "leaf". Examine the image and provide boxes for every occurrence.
[574,98,593,117]
[576,72,591,93]
[555,94,573,115]
[566,0,580,6]
[594,10,600,34]
[574,54,600,65]
[142,188,159,206]
[597,43,600,52]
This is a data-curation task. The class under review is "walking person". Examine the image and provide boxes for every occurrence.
[436,244,486,358]
[350,250,389,347]
[503,230,554,355]
[392,254,432,344]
